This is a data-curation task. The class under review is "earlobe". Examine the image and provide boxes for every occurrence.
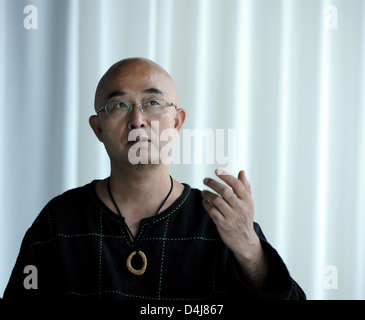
[89,115,103,142]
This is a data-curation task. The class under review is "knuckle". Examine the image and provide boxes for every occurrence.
[221,187,232,198]
[237,183,246,194]
[220,221,231,231]
[211,193,222,204]
[221,187,231,197]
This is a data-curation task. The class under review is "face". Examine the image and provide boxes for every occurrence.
[90,58,186,168]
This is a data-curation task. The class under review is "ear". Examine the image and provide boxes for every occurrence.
[89,115,104,142]
[173,108,186,133]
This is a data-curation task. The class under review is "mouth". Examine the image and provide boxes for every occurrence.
[128,136,151,145]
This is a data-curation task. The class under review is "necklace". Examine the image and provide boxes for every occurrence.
[107,175,173,276]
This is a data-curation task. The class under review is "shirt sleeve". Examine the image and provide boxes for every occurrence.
[226,222,306,300]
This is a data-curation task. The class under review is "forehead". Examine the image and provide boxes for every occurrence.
[95,60,176,107]
[106,68,167,95]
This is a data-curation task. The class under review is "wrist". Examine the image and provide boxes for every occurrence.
[232,235,268,291]
[233,233,262,263]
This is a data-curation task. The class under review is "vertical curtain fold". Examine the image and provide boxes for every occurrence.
[0,0,364,299]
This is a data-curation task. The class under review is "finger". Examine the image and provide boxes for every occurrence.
[203,177,236,207]
[215,168,247,199]
[238,170,252,193]
[201,189,231,215]
[242,170,252,193]
[202,198,226,225]
[238,170,245,184]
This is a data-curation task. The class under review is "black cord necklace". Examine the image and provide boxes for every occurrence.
[107,175,173,276]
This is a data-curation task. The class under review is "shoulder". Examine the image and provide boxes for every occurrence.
[47,181,96,211]
[167,184,219,237]
[30,181,100,234]
[177,184,204,212]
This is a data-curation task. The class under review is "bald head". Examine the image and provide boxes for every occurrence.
[94,58,178,111]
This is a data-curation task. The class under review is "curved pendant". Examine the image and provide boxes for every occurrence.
[126,251,147,276]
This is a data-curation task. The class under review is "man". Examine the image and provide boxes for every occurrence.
[4,58,305,301]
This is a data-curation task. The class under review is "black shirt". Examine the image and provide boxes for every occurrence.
[3,181,305,300]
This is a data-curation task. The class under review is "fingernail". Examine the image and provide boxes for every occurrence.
[215,169,222,175]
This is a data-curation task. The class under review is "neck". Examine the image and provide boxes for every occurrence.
[104,163,185,231]
[109,165,172,207]
[95,163,184,236]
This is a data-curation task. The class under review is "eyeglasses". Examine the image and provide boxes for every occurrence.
[96,99,178,118]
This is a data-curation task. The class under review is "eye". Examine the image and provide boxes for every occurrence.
[147,100,161,107]
[116,102,128,109]
[107,101,129,115]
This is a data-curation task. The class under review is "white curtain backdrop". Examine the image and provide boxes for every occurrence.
[1,0,364,300]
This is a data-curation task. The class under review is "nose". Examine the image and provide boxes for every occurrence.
[127,104,147,129]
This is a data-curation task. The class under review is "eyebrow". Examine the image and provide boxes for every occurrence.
[106,90,127,100]
[142,88,164,95]
[106,88,164,101]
